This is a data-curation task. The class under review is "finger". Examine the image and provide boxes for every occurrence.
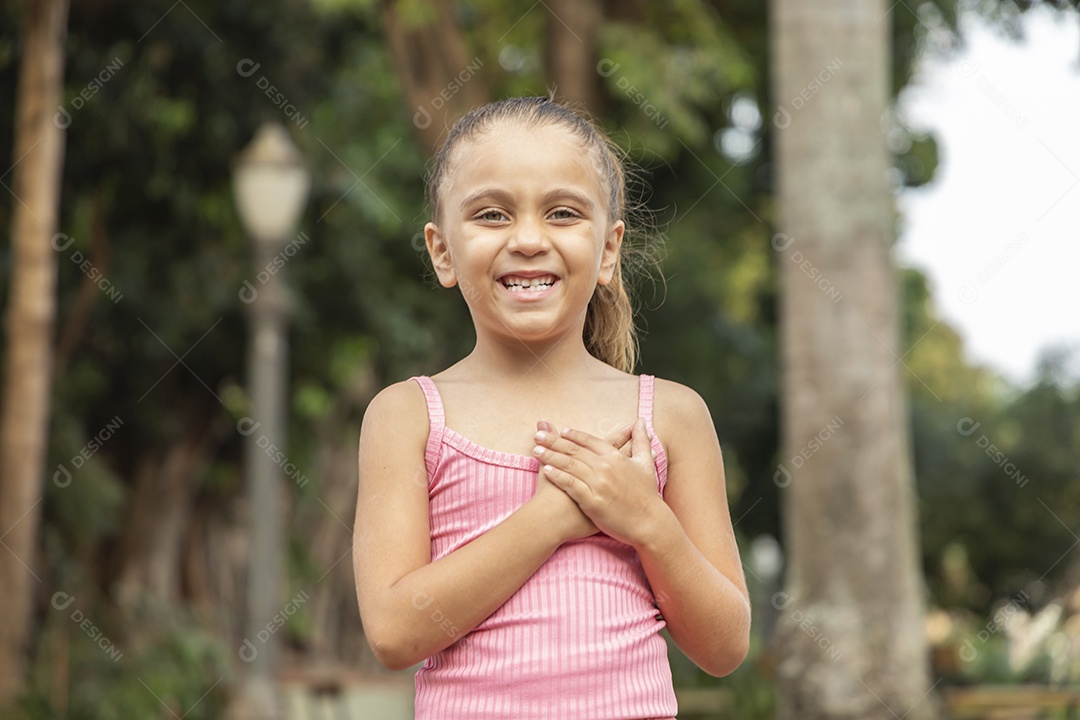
[534,421,560,457]
[535,430,618,474]
[534,427,593,458]
[603,424,634,455]
[558,426,617,455]
[533,441,589,478]
[542,464,588,505]
[537,424,626,452]
[631,417,653,460]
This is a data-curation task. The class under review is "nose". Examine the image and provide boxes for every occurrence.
[506,216,549,256]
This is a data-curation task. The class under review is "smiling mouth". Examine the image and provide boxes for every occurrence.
[499,274,558,292]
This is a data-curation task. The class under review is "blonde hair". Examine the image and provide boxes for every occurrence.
[427,97,650,373]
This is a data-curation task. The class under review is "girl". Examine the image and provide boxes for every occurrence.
[354,97,750,719]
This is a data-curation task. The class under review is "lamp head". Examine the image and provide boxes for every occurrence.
[233,124,310,246]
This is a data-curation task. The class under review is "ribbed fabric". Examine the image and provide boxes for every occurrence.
[411,375,678,720]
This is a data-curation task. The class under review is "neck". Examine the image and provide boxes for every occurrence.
[464,327,603,384]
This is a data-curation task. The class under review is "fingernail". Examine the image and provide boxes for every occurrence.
[534,430,546,441]
[532,446,544,456]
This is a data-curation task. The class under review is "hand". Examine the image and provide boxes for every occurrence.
[533,418,667,548]
[530,420,635,544]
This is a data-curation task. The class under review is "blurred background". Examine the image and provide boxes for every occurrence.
[0,0,1078,718]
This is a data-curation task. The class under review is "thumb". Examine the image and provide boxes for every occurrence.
[631,417,652,461]
[604,423,634,455]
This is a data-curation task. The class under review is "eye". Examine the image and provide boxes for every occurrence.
[548,207,581,221]
[475,208,508,223]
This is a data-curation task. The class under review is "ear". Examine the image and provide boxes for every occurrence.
[425,222,457,288]
[597,220,625,286]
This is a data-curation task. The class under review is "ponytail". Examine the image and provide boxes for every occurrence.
[585,255,637,373]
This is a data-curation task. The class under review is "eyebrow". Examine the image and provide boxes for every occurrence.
[459,188,512,211]
[541,188,595,212]
[459,187,596,213]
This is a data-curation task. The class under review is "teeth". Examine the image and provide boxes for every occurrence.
[501,275,556,292]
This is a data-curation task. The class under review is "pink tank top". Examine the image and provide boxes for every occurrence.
[410,375,678,719]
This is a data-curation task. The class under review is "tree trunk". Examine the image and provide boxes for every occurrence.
[545,0,602,114]
[307,416,378,668]
[381,0,489,153]
[0,0,69,703]
[53,191,108,378]
[770,1,938,718]
[113,413,223,611]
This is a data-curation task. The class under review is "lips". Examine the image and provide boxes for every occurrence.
[498,273,558,293]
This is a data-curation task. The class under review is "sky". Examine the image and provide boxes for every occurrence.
[897,4,1080,386]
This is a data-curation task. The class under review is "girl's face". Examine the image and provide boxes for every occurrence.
[425,121,623,349]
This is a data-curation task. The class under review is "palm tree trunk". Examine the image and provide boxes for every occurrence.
[545,0,602,114]
[0,0,70,703]
[770,1,939,718]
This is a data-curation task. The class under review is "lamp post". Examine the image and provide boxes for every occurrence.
[232,123,310,718]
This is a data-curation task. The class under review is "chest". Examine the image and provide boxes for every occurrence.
[439,384,640,458]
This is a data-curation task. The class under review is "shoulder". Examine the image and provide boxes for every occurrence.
[649,377,720,465]
[364,378,428,421]
[651,376,714,429]
[357,379,432,492]
[365,377,428,415]
[359,378,431,447]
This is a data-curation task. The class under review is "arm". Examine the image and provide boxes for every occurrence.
[533,381,750,677]
[353,382,600,670]
[637,380,750,676]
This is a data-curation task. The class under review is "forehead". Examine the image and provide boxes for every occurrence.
[441,121,607,207]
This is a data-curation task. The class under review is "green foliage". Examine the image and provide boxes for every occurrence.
[897,130,940,187]
[45,413,126,552]
[3,0,1079,708]
[597,6,755,158]
[903,264,1080,609]
[8,605,229,720]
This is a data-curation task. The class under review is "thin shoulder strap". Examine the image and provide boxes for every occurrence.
[637,374,668,494]
[637,374,656,429]
[411,375,445,430]
[410,376,445,477]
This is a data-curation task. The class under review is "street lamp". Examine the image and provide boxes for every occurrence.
[232,123,310,719]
